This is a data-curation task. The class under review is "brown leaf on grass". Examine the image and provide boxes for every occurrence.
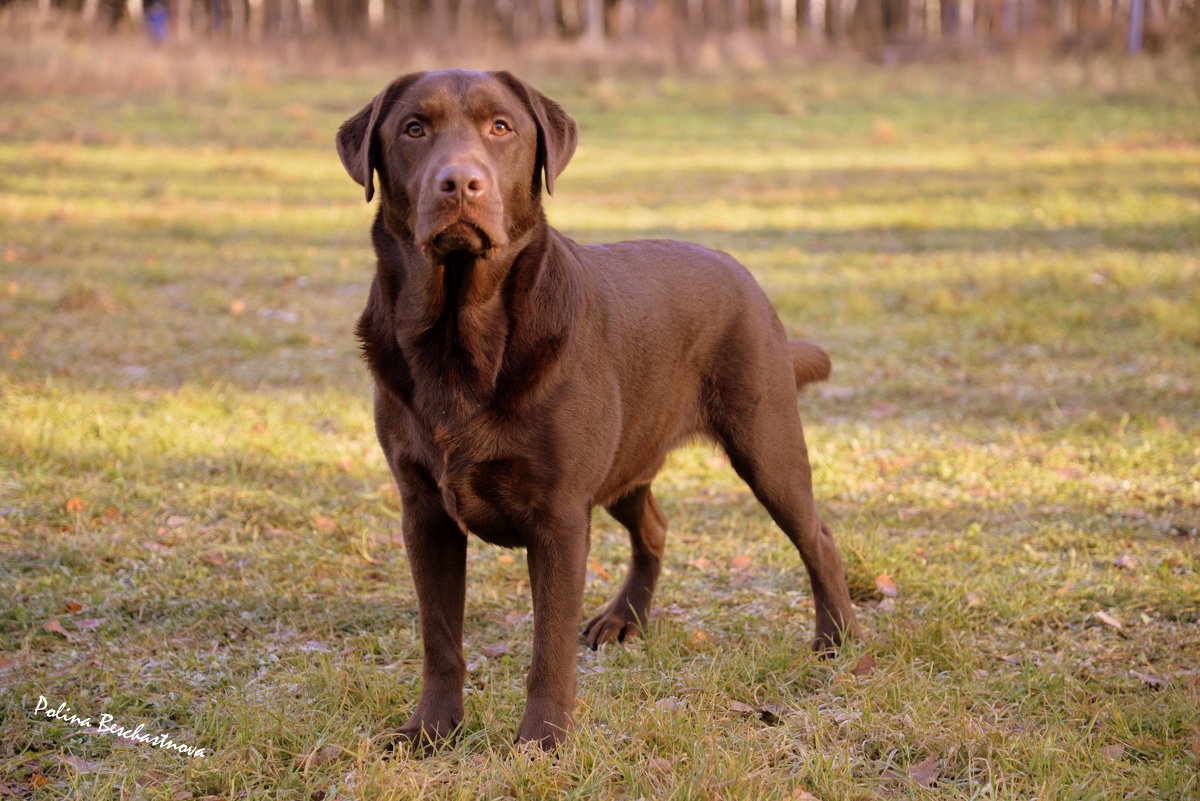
[1112,554,1137,570]
[313,516,336,534]
[165,515,187,528]
[874,572,898,598]
[60,755,99,773]
[61,601,83,614]
[229,298,247,316]
[1099,743,1125,761]
[964,591,984,607]
[729,700,783,724]
[729,554,752,571]
[300,744,342,770]
[908,754,941,786]
[28,770,48,788]
[201,551,227,566]
[1094,611,1123,629]
[65,497,85,514]
[872,118,898,143]
[693,628,711,645]
[44,619,71,638]
[481,644,509,658]
[74,618,106,631]
[648,757,672,775]
[789,789,822,801]
[1054,582,1075,596]
[589,561,612,581]
[1130,669,1165,688]
[0,657,18,673]
[852,653,876,676]
[870,402,899,419]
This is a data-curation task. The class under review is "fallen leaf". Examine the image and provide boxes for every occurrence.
[729,554,752,570]
[0,657,18,673]
[693,628,711,645]
[165,515,187,528]
[229,299,246,316]
[1099,743,1125,761]
[28,770,47,788]
[874,572,898,598]
[65,497,85,514]
[870,402,899,419]
[44,619,71,638]
[729,700,756,714]
[1130,669,1165,688]
[852,653,876,676]
[648,757,672,774]
[300,744,342,769]
[757,702,784,725]
[1054,582,1075,596]
[908,754,941,786]
[789,789,822,801]
[497,553,515,564]
[872,118,898,143]
[314,516,336,534]
[74,618,106,631]
[964,591,984,607]
[481,644,509,658]
[1094,611,1123,629]
[589,561,612,581]
[1112,554,1137,570]
[201,551,227,566]
[62,602,83,614]
[60,755,99,773]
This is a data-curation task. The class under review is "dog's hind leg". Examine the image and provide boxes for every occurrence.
[707,350,861,652]
[583,484,668,648]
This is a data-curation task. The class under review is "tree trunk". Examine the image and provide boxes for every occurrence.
[810,0,827,42]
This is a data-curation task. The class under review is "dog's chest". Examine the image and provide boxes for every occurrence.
[417,415,551,549]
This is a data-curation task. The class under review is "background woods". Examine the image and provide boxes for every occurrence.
[5,0,1199,56]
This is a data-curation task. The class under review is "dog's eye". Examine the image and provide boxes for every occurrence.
[403,121,425,138]
[490,120,511,136]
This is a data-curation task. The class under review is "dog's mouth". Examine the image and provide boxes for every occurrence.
[425,219,504,260]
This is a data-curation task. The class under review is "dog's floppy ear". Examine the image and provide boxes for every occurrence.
[336,72,425,203]
[493,72,579,196]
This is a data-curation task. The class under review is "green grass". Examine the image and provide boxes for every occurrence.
[2,56,1199,800]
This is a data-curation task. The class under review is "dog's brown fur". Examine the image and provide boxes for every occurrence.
[336,69,861,750]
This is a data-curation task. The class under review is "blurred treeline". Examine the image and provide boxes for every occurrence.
[3,0,1198,56]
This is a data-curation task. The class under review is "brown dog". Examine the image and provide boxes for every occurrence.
[336,70,861,749]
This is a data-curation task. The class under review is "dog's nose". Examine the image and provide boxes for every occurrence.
[435,165,487,203]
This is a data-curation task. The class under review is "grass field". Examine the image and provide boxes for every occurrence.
[2,53,1199,800]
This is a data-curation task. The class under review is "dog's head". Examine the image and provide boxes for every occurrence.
[336,70,578,261]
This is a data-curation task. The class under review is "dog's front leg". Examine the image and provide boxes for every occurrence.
[394,485,467,750]
[517,511,590,748]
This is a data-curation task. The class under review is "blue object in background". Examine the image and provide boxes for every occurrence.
[147,0,169,44]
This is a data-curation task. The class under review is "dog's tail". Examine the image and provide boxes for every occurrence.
[789,339,832,389]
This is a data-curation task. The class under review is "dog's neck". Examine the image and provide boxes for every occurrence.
[361,213,569,417]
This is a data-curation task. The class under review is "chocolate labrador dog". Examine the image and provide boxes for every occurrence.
[336,69,861,749]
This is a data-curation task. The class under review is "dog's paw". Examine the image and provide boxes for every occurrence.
[583,602,645,649]
[384,714,461,756]
[514,715,570,750]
